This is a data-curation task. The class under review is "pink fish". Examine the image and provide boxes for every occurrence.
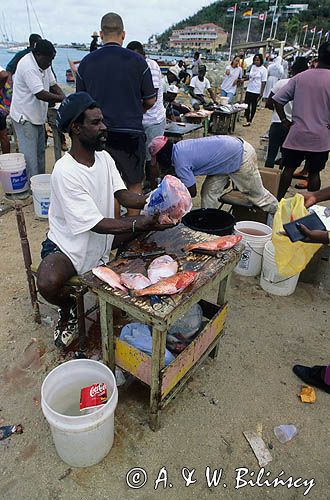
[147,255,178,284]
[92,266,127,292]
[120,272,151,290]
[185,234,242,252]
[132,271,198,297]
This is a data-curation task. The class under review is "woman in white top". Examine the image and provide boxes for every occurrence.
[263,55,284,98]
[220,55,242,103]
[244,54,268,126]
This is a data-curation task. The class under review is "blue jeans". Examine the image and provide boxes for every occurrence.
[220,89,235,103]
[13,119,45,180]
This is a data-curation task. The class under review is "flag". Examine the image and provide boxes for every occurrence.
[243,9,253,17]
[302,25,308,31]
[258,13,266,21]
[310,27,316,33]
[227,5,236,12]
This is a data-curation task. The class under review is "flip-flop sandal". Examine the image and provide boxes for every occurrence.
[294,180,308,189]
[293,173,308,180]
[243,123,251,127]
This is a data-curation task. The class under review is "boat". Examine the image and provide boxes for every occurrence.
[66,59,80,83]
[7,45,26,53]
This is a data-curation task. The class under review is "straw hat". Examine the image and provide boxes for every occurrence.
[91,31,98,38]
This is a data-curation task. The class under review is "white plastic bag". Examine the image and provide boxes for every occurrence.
[144,175,192,224]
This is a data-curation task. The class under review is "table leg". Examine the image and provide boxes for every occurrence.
[209,274,231,360]
[149,327,167,431]
[99,297,115,370]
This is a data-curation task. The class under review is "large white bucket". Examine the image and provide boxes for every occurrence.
[30,174,51,219]
[0,153,28,194]
[234,221,272,277]
[260,240,300,296]
[41,359,118,467]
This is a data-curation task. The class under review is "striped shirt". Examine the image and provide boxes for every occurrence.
[143,59,166,126]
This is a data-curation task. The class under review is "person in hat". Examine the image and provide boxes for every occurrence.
[37,92,173,349]
[90,32,99,52]
[10,39,65,179]
[162,67,179,94]
[76,12,156,216]
[149,135,278,213]
[164,84,191,122]
[189,65,218,109]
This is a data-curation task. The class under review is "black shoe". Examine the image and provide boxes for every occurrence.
[293,365,330,394]
[54,303,78,349]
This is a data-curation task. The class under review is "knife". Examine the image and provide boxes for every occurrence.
[120,249,166,259]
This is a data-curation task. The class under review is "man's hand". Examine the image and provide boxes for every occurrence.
[281,118,292,129]
[303,192,317,208]
[136,215,175,232]
[298,224,329,244]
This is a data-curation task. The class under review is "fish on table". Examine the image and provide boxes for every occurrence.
[132,271,198,297]
[147,255,178,284]
[92,266,127,292]
[120,272,151,290]
[185,235,242,252]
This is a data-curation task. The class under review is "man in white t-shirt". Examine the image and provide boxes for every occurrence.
[37,92,172,349]
[10,39,65,179]
[189,66,218,109]
[126,41,166,188]
[264,57,308,168]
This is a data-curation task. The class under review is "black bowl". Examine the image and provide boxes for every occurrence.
[182,209,235,236]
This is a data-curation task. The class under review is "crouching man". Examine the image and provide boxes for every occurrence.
[149,135,278,213]
[37,93,172,348]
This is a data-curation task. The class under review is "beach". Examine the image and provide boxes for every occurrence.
[0,104,329,499]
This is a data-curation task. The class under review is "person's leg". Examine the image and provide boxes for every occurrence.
[37,124,46,174]
[144,118,166,188]
[0,120,10,154]
[12,120,39,179]
[200,174,229,209]
[249,93,259,123]
[220,89,227,97]
[227,92,235,104]
[265,123,288,168]
[305,151,328,192]
[37,250,78,348]
[277,148,304,200]
[230,141,278,213]
[244,91,252,122]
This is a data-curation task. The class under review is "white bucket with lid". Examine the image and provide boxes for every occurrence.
[234,221,272,277]
[30,174,51,219]
[0,153,28,194]
[41,359,118,467]
[260,240,300,296]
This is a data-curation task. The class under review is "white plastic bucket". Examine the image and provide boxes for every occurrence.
[220,96,230,105]
[260,240,300,296]
[234,221,272,277]
[0,153,28,194]
[30,174,51,219]
[41,359,118,467]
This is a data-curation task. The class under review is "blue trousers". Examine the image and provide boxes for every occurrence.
[13,119,45,180]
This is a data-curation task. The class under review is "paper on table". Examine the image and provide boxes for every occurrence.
[309,205,330,230]
[243,431,273,467]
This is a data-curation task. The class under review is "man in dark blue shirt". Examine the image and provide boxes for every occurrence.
[6,33,41,78]
[76,12,156,215]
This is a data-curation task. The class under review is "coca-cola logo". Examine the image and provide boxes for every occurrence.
[89,383,106,398]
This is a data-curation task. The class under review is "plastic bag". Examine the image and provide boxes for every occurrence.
[120,323,175,366]
[167,304,203,353]
[144,175,192,224]
[272,194,322,276]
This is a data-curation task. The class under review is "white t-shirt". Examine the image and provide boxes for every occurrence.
[247,65,268,94]
[190,76,211,96]
[271,78,292,123]
[10,52,56,125]
[221,65,242,94]
[143,59,166,126]
[48,151,126,274]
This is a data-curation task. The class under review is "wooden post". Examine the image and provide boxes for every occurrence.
[209,275,231,360]
[99,296,115,370]
[149,326,167,431]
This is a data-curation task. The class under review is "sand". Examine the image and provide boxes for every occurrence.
[0,107,329,500]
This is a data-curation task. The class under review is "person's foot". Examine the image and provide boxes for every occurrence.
[243,122,251,127]
[54,303,78,349]
[293,365,330,393]
[294,180,308,189]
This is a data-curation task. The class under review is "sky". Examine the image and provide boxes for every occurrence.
[1,0,214,44]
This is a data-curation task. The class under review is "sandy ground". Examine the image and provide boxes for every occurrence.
[0,107,330,500]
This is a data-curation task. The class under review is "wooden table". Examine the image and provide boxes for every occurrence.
[212,109,240,135]
[183,110,213,136]
[164,122,203,142]
[82,225,242,430]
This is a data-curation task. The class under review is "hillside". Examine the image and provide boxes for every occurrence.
[157,0,330,48]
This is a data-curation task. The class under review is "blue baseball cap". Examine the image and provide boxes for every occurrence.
[56,92,98,133]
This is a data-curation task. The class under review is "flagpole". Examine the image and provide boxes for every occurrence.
[317,30,323,50]
[303,25,308,46]
[228,4,237,61]
[246,8,253,42]
[261,13,267,41]
[270,0,278,39]
[310,29,315,49]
